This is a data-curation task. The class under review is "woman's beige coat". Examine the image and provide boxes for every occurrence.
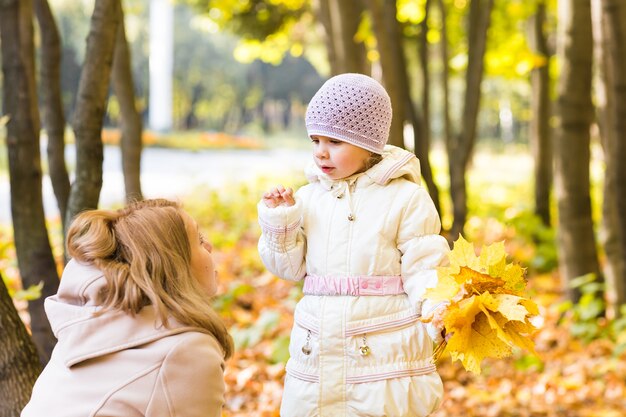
[258,146,450,417]
[21,260,225,417]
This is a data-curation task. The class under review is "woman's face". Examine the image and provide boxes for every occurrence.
[183,212,217,296]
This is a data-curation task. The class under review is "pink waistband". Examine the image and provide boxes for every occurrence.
[303,274,405,296]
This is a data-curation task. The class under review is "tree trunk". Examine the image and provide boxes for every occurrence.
[448,0,494,239]
[329,0,368,74]
[315,0,368,75]
[34,0,71,233]
[65,0,122,229]
[529,1,552,226]
[414,0,442,216]
[596,0,626,313]
[0,274,42,417]
[438,0,452,192]
[19,0,39,136]
[554,0,600,303]
[366,0,406,148]
[314,0,340,75]
[1,0,60,365]
[418,0,432,161]
[112,2,143,203]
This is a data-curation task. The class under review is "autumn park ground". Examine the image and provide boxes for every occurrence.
[1,135,625,416]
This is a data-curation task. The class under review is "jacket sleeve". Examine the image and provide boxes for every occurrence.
[150,333,225,417]
[257,196,307,281]
[397,187,450,342]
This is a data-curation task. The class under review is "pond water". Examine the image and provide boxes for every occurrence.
[0,146,312,222]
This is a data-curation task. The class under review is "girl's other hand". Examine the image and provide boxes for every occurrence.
[263,186,295,208]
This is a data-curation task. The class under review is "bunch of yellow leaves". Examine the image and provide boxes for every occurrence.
[422,236,539,374]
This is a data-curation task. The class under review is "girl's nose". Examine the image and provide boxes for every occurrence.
[315,144,328,159]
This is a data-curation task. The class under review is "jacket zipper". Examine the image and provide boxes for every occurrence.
[344,312,421,337]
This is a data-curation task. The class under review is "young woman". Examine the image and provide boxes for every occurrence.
[22,199,233,417]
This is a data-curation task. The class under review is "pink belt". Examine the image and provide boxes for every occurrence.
[303,274,405,296]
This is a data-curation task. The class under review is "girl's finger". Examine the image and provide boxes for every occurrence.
[263,197,277,208]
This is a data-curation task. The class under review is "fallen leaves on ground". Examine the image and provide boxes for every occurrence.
[217,234,626,417]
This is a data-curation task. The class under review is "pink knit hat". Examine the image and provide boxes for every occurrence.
[305,73,392,154]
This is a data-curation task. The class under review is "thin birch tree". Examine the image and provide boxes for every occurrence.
[112,2,143,202]
[447,0,494,239]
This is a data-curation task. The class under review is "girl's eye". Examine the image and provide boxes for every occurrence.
[311,139,319,144]
[330,139,342,144]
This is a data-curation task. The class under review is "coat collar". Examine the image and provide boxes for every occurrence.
[45,260,197,368]
[305,145,421,189]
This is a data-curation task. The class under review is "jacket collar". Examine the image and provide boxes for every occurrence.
[46,260,197,368]
[305,145,421,189]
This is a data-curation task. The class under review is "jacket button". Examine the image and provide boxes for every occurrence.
[348,214,355,221]
[375,282,382,289]
[361,282,368,289]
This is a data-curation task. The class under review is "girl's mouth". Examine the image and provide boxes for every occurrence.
[321,166,334,173]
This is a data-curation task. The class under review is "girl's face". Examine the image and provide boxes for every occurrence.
[183,212,217,296]
[311,135,372,180]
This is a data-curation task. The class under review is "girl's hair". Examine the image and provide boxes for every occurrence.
[364,153,383,171]
[66,199,233,359]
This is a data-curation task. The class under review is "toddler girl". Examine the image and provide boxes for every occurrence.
[258,73,449,416]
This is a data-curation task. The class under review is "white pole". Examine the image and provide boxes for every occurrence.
[149,0,174,132]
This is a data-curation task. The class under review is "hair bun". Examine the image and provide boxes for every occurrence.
[66,210,119,264]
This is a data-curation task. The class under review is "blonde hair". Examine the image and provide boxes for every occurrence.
[66,199,233,359]
[364,153,383,170]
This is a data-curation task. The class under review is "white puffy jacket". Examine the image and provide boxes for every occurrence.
[258,145,449,417]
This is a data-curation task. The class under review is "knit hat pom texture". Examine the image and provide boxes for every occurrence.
[305,73,392,154]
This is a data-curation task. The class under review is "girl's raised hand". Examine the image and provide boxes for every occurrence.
[263,186,295,208]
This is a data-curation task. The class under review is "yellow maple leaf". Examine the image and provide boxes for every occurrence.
[520,298,539,316]
[478,240,507,272]
[501,263,527,295]
[503,320,538,355]
[447,235,480,271]
[424,270,460,302]
[423,235,539,374]
[452,266,507,295]
[448,312,513,374]
[489,294,531,322]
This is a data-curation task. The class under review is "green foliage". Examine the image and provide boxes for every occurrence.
[13,282,44,302]
[0,226,42,300]
[270,334,291,364]
[486,0,540,78]
[230,309,281,349]
[185,182,262,249]
[613,306,626,356]
[514,351,544,372]
[556,273,626,355]
[213,281,256,314]
[184,0,313,65]
[507,211,557,273]
[557,274,607,342]
[185,0,308,40]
